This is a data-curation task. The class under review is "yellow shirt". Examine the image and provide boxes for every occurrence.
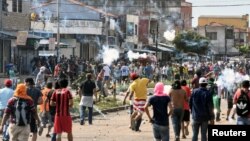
[129,78,149,100]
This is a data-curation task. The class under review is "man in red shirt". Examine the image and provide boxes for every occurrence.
[50,79,73,141]
[181,80,191,139]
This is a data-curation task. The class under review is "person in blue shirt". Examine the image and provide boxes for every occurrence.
[0,79,14,141]
[189,77,215,141]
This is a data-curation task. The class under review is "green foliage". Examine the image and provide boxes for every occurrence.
[173,31,210,54]
[95,97,123,110]
[239,45,249,54]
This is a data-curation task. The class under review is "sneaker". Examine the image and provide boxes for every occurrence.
[226,117,229,121]
[46,134,51,138]
[80,120,84,125]
[231,116,235,120]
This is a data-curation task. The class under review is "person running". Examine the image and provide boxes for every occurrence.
[50,78,73,141]
[0,79,14,141]
[189,77,215,141]
[128,73,149,131]
[0,84,40,141]
[144,82,172,141]
[25,78,42,141]
[79,73,97,125]
[169,80,187,141]
[180,80,191,139]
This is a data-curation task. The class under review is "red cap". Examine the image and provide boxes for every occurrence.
[130,73,138,80]
[4,79,12,87]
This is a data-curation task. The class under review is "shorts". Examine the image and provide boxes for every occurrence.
[104,76,110,81]
[39,112,53,126]
[182,110,190,122]
[54,116,72,134]
[122,76,128,81]
[30,116,37,133]
[133,99,146,113]
[9,124,30,141]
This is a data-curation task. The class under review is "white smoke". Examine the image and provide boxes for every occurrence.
[164,30,175,41]
[102,45,119,65]
[216,68,249,91]
[127,50,147,61]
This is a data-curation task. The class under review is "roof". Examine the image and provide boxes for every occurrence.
[199,15,243,19]
[31,0,117,20]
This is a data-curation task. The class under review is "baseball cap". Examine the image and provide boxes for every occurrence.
[130,73,139,80]
[199,77,208,84]
[4,79,12,87]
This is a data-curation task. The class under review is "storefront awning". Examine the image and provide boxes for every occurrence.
[0,31,16,39]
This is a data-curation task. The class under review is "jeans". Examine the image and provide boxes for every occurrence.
[192,120,208,141]
[80,106,93,124]
[152,124,169,141]
[171,108,184,139]
[237,116,250,125]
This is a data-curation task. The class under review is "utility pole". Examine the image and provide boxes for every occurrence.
[225,26,227,60]
[56,0,60,62]
[156,22,159,59]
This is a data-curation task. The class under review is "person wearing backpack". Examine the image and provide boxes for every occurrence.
[0,79,14,141]
[233,80,250,125]
[0,84,40,141]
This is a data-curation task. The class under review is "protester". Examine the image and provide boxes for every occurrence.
[0,84,40,141]
[189,77,215,141]
[144,82,172,141]
[39,82,53,137]
[50,79,73,141]
[25,77,42,141]
[180,80,191,139]
[169,80,187,141]
[0,79,14,141]
[233,80,250,125]
[79,73,97,125]
[128,73,149,131]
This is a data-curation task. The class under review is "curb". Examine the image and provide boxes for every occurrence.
[72,105,130,120]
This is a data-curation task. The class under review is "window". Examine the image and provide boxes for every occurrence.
[225,29,234,39]
[206,32,217,40]
[12,0,22,13]
[2,0,8,11]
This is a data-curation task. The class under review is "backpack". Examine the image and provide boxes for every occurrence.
[14,98,30,126]
[236,90,250,117]
[208,84,218,96]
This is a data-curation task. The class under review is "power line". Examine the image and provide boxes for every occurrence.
[33,3,250,8]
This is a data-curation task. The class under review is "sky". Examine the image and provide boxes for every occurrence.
[186,0,250,27]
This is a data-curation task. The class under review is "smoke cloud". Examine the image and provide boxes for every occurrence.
[127,50,147,61]
[102,45,119,65]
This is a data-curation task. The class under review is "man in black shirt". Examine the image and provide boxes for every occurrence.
[78,73,97,125]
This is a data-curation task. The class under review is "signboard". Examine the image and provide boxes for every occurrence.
[39,51,56,56]
[49,38,56,50]
[16,31,28,46]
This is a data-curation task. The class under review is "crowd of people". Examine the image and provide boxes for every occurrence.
[0,57,250,141]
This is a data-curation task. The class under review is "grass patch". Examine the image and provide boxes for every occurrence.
[70,96,124,114]
[95,97,123,111]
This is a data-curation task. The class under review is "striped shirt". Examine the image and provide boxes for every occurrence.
[51,88,73,116]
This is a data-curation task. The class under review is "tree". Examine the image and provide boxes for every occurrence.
[239,45,249,54]
[173,31,210,54]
